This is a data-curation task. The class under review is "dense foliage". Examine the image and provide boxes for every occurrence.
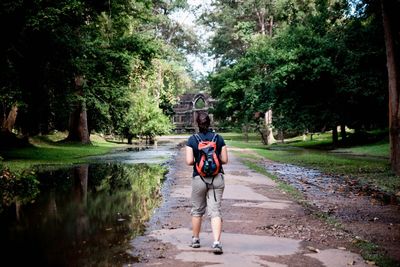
[1,0,399,173]
[0,0,194,143]
[205,0,387,140]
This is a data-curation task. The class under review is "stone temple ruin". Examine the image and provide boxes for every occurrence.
[172,93,216,133]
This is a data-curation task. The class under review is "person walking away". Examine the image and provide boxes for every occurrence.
[185,111,228,254]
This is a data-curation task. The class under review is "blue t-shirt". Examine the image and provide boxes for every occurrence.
[186,131,226,177]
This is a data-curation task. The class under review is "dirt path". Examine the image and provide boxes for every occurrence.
[263,157,400,264]
[130,147,374,266]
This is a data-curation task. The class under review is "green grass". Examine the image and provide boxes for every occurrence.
[230,132,399,266]
[239,154,344,228]
[334,141,389,158]
[354,239,399,267]
[223,132,269,150]
[255,148,397,194]
[0,133,123,172]
[233,136,399,267]
[274,132,334,148]
[239,157,305,202]
[222,132,261,142]
[225,132,399,195]
[224,131,334,149]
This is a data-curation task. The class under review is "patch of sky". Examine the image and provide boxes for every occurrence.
[346,0,367,18]
[169,0,216,78]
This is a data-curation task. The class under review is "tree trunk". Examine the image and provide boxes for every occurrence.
[265,126,275,144]
[149,136,155,145]
[381,0,400,175]
[269,16,273,37]
[127,135,133,145]
[67,102,90,143]
[256,9,266,35]
[279,129,284,143]
[340,124,346,142]
[0,104,29,148]
[74,164,88,205]
[2,105,18,132]
[332,126,338,147]
[66,75,90,144]
[257,127,267,145]
[47,190,59,221]
[243,124,249,142]
[73,164,89,239]
[265,110,275,144]
[15,200,21,222]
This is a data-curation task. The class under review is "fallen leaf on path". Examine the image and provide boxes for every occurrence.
[306,246,320,253]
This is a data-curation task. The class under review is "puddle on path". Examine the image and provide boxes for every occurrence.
[0,138,183,266]
[264,162,398,205]
[266,163,345,198]
[255,151,400,264]
[0,163,167,266]
[90,139,182,164]
[263,161,400,245]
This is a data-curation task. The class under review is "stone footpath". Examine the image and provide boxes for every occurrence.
[130,147,371,267]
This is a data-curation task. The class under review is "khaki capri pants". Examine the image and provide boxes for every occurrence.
[190,173,225,218]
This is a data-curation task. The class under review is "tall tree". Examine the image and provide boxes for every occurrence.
[381,0,400,175]
[66,76,90,143]
[208,0,388,147]
[201,0,279,66]
[0,0,193,145]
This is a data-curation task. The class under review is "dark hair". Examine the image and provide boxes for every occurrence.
[196,111,210,133]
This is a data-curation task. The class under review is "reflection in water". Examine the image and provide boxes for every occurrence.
[0,163,165,266]
[0,169,40,214]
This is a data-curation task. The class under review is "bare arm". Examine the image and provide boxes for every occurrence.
[219,145,228,164]
[185,146,194,165]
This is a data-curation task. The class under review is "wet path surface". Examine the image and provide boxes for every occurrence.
[131,147,373,267]
[3,139,398,266]
[89,138,182,164]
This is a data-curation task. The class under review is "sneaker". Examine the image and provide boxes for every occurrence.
[190,237,200,248]
[212,241,223,254]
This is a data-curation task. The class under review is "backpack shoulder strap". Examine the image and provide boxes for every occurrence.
[211,133,218,142]
[194,134,202,143]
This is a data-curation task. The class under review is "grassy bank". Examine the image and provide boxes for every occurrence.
[240,158,305,202]
[238,152,398,267]
[224,132,399,195]
[227,132,399,266]
[0,132,124,172]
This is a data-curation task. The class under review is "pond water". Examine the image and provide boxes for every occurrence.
[0,138,184,266]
